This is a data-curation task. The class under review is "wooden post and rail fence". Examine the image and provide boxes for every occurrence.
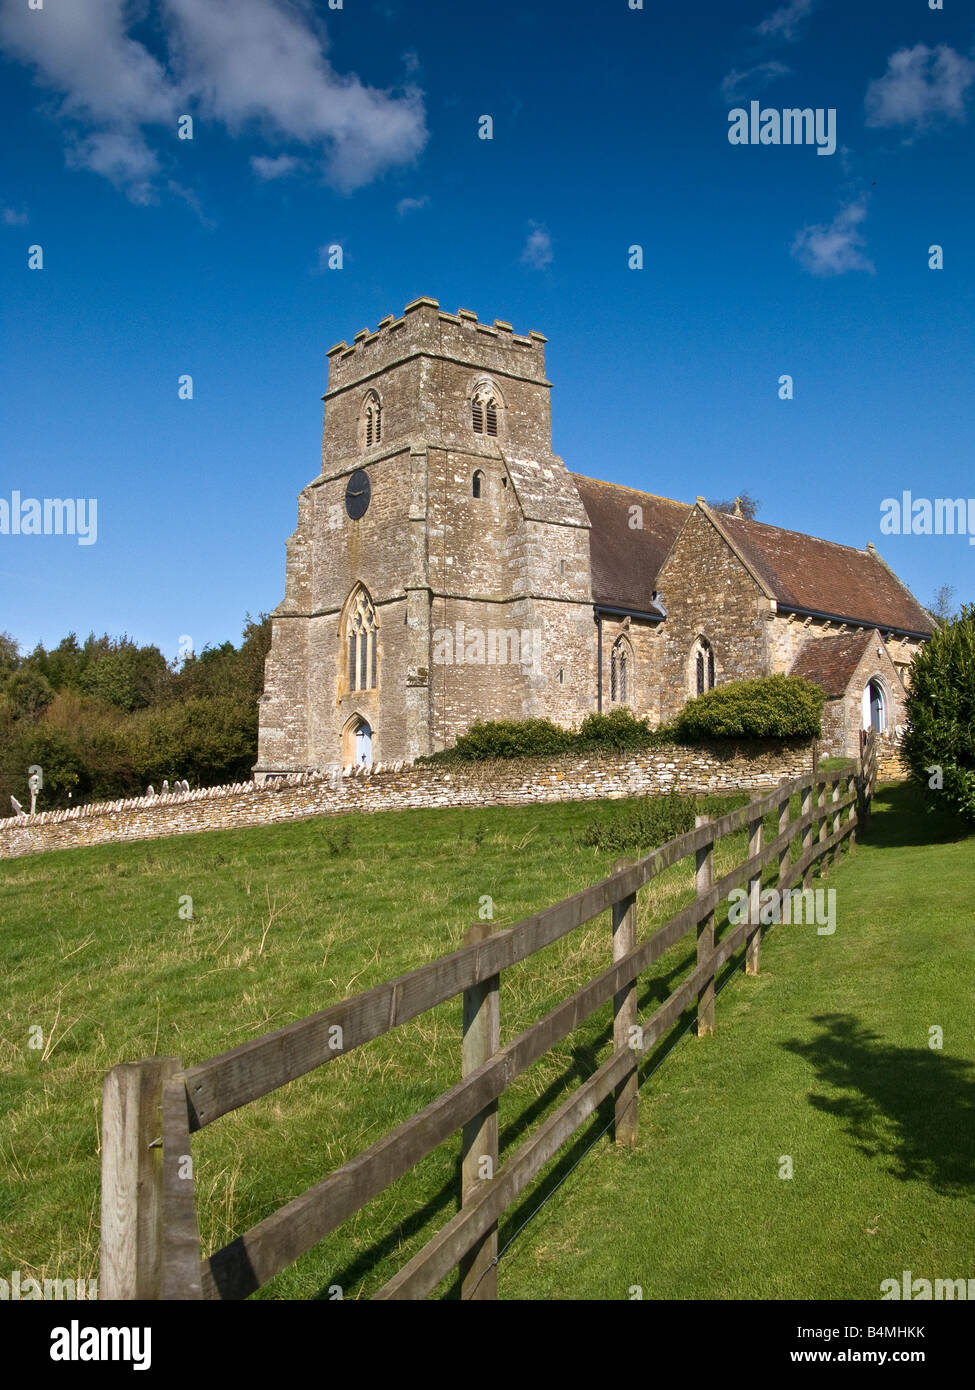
[99,735,878,1301]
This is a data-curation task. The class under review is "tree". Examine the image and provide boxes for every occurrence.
[901,605,975,823]
[705,491,760,521]
[929,584,958,625]
[3,668,54,722]
[0,632,19,682]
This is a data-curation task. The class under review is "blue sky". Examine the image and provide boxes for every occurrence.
[1,0,972,660]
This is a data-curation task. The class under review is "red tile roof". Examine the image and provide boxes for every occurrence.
[571,477,934,636]
[716,513,934,636]
[571,474,690,615]
[789,631,875,698]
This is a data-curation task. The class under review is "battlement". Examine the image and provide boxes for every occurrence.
[324,297,549,395]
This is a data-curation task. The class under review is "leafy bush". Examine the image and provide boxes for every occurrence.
[901,605,975,823]
[430,718,575,762]
[674,674,824,741]
[575,708,659,752]
[0,616,271,811]
[580,789,698,853]
[420,708,676,764]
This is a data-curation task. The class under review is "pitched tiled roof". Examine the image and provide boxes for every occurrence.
[571,474,690,616]
[714,514,934,636]
[789,631,875,698]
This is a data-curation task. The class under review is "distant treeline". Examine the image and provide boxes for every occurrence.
[0,617,270,812]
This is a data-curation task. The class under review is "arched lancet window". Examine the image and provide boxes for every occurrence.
[472,469,484,499]
[610,637,632,704]
[344,586,378,692]
[362,391,382,448]
[471,381,500,437]
[691,637,715,696]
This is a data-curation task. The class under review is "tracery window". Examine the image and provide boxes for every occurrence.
[610,637,632,704]
[692,637,715,696]
[345,586,378,692]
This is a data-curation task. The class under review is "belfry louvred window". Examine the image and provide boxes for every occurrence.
[363,393,382,448]
[346,588,378,692]
[472,385,498,436]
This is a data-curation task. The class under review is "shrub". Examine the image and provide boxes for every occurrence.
[901,605,975,823]
[427,718,575,762]
[580,789,698,853]
[575,708,657,752]
[420,709,675,764]
[674,674,824,741]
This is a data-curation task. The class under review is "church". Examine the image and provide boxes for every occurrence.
[255,297,934,778]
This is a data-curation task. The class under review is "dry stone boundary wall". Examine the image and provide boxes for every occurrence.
[0,742,825,860]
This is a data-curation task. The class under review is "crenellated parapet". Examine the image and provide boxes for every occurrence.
[324,297,549,397]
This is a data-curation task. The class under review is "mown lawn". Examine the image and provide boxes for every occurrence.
[0,782,970,1299]
[500,783,975,1300]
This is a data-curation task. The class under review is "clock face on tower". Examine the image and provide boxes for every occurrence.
[345,468,371,520]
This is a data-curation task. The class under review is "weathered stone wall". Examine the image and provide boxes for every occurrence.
[1,742,817,861]
[258,296,599,774]
[654,508,775,724]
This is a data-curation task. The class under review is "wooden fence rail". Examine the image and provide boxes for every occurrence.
[100,736,878,1300]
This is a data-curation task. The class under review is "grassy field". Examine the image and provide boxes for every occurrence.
[1,782,971,1299]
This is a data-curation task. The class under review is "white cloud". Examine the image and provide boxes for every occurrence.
[2,207,29,226]
[250,153,302,180]
[865,44,974,130]
[755,0,816,43]
[0,0,177,200]
[396,194,429,216]
[521,221,553,270]
[721,61,790,103]
[161,0,427,191]
[65,129,161,204]
[0,0,178,127]
[0,0,427,202]
[791,197,874,277]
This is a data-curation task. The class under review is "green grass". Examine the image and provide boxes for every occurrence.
[499,783,975,1299]
[1,783,971,1299]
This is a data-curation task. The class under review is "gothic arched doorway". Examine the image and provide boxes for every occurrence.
[862,680,886,734]
[343,715,374,768]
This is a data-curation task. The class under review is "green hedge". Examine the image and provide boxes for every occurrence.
[901,605,975,823]
[673,674,825,741]
[419,708,671,763]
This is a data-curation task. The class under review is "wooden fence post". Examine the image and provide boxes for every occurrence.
[100,1056,180,1299]
[817,781,828,875]
[746,795,763,976]
[831,781,842,866]
[847,773,857,852]
[778,793,791,893]
[459,923,500,1300]
[695,816,715,1036]
[611,858,639,1147]
[801,784,813,889]
[160,1075,204,1300]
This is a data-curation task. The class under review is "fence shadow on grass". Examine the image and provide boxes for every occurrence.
[783,1014,975,1199]
[315,940,705,1299]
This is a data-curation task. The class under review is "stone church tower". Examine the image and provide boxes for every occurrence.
[255,297,595,775]
[257,297,934,777]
